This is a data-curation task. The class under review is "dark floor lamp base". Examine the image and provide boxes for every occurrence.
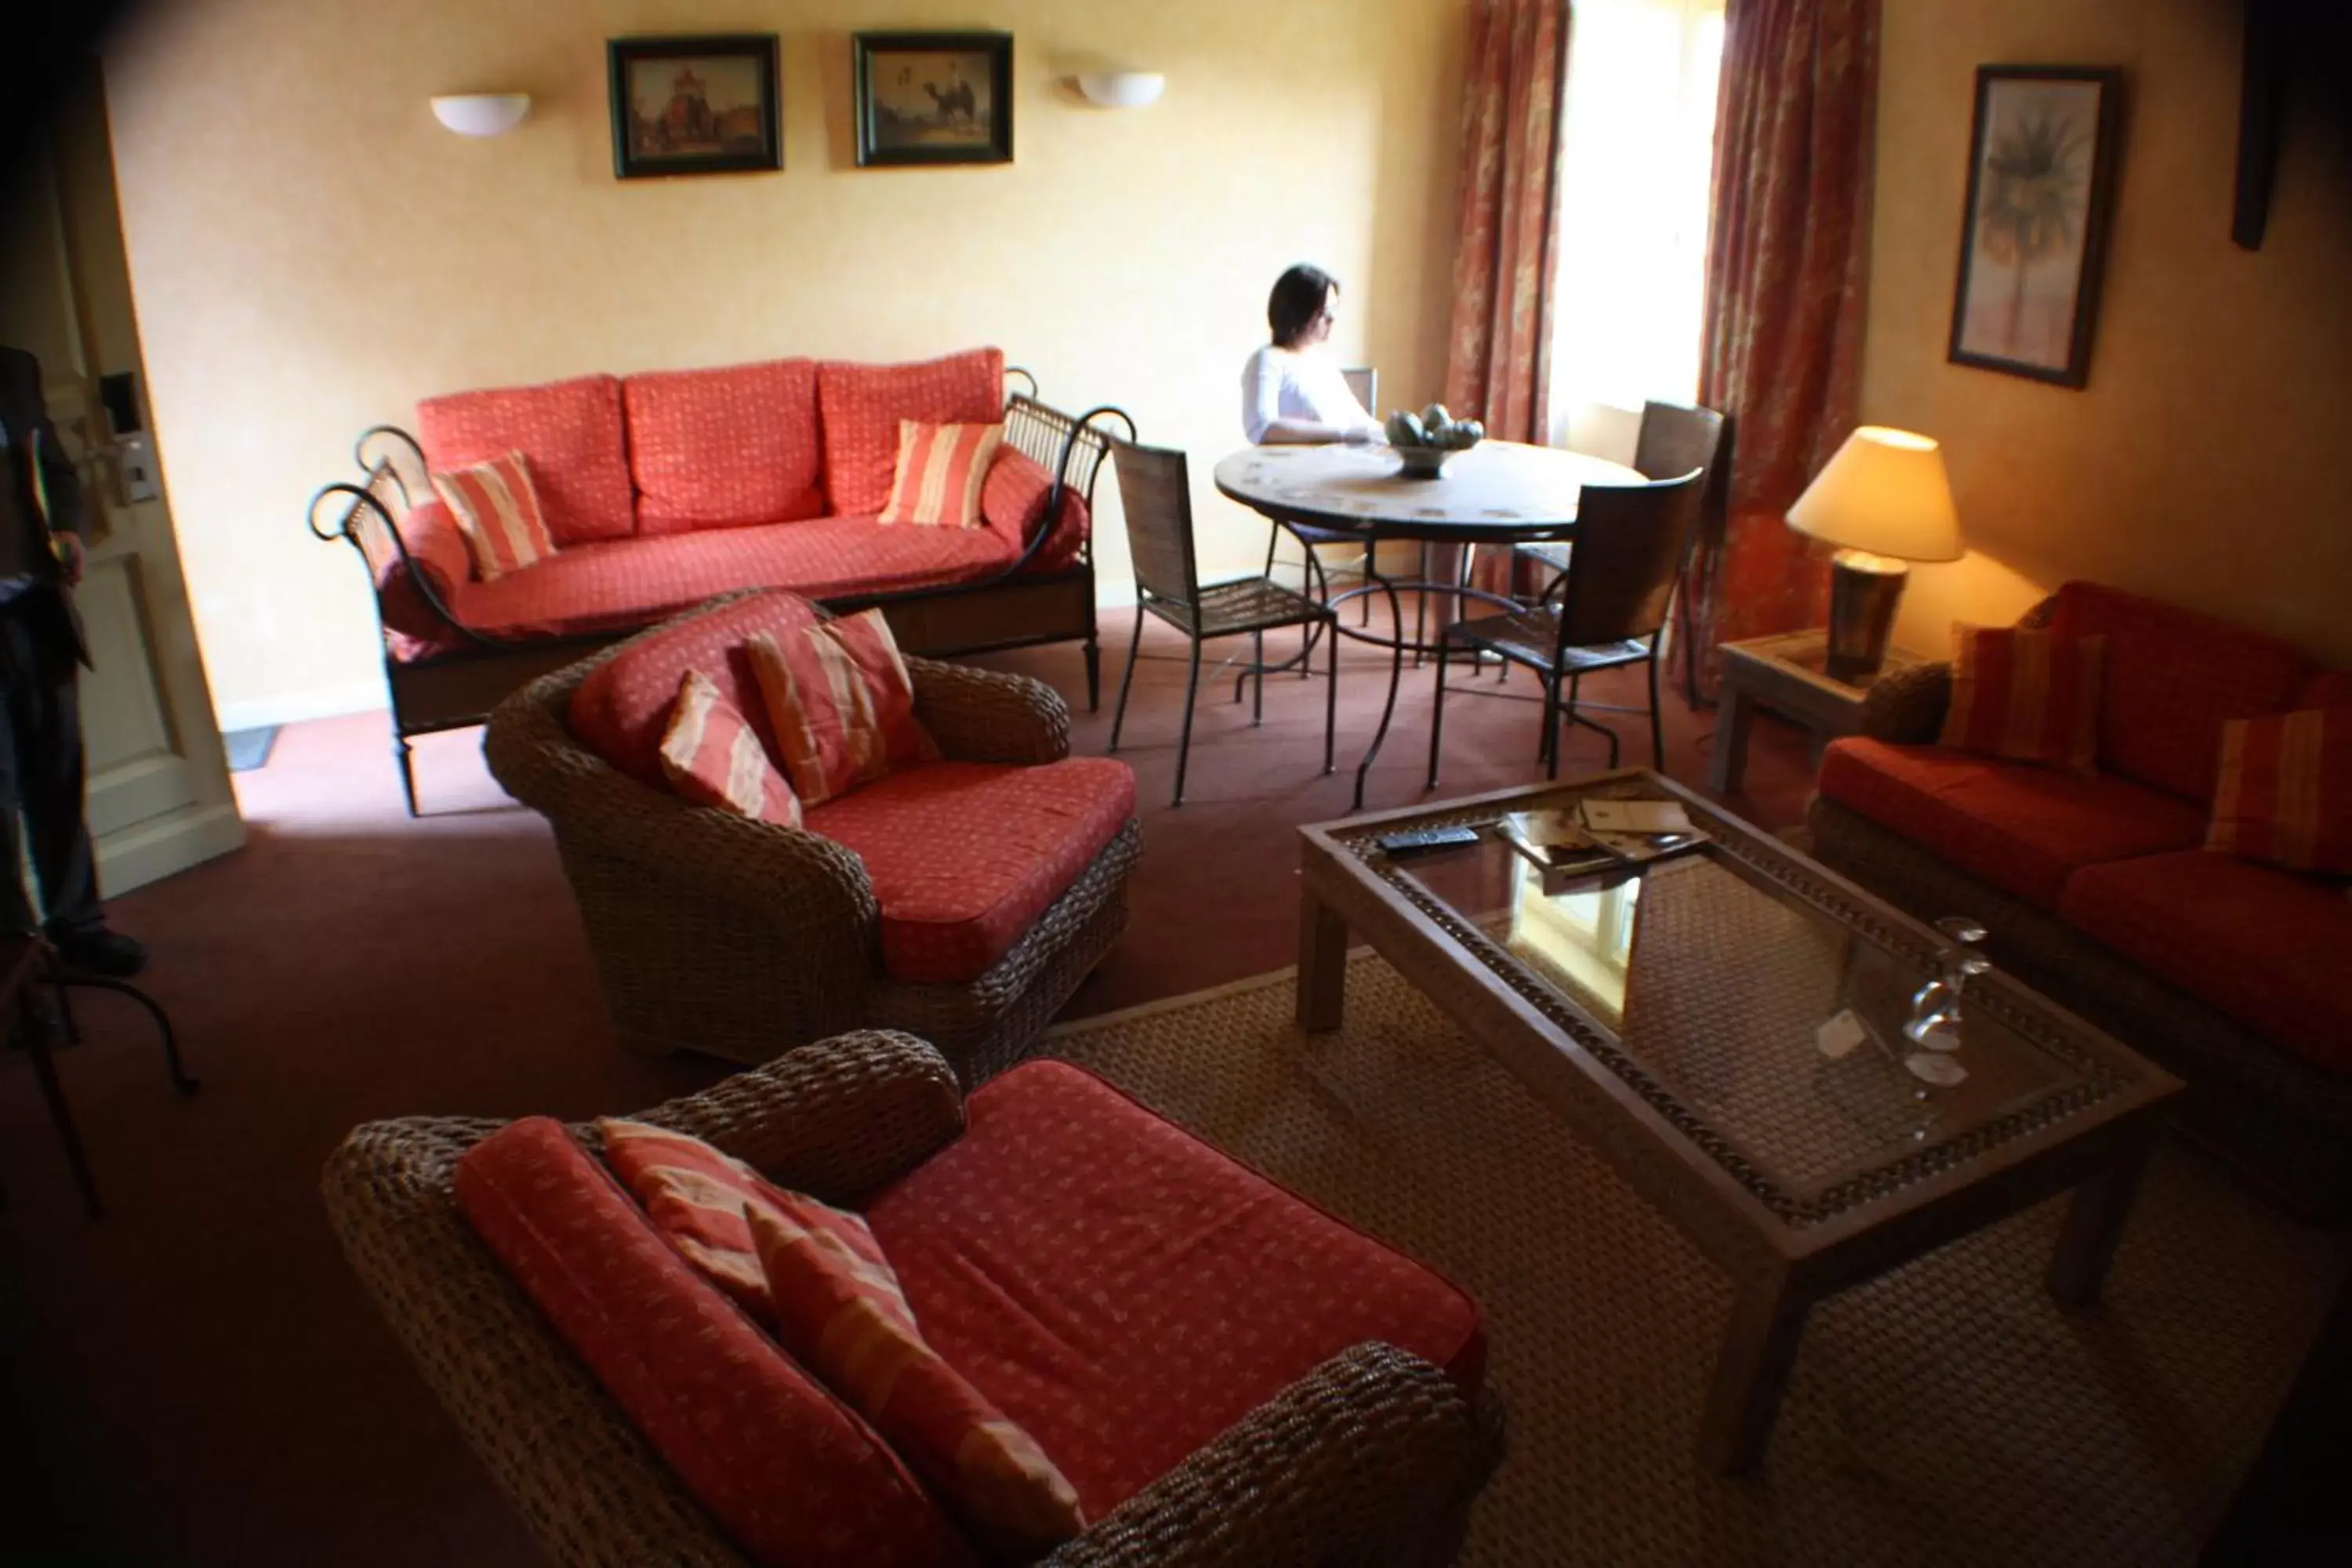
[1824,550,1909,684]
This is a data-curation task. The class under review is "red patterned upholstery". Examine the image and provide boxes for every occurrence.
[570,591,824,789]
[437,517,1014,655]
[818,350,1006,518]
[981,448,1091,572]
[2060,851,2352,1075]
[366,499,470,643]
[453,1117,977,1568]
[2045,581,2313,803]
[1817,737,2205,909]
[806,760,1138,985]
[622,358,826,534]
[417,375,636,545]
[2299,669,2352,709]
[866,1062,1488,1521]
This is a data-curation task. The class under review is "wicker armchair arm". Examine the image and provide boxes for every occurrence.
[1857,661,1953,745]
[906,655,1072,766]
[322,1116,751,1568]
[1044,1343,1500,1568]
[618,1029,966,1202]
[484,663,879,924]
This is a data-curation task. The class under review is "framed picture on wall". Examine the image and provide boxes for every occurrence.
[1948,66,2125,388]
[851,32,1014,167]
[608,34,782,180]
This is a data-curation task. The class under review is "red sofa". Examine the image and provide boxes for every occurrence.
[307,348,1130,813]
[1808,581,2352,1218]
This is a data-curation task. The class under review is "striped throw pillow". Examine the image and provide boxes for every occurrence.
[878,420,1004,528]
[1938,626,2107,773]
[594,1118,892,1322]
[746,1203,1087,1561]
[656,670,802,829]
[431,450,557,579]
[2209,707,2352,874]
[746,610,938,808]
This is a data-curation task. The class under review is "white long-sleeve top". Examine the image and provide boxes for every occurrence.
[1240,345,1374,444]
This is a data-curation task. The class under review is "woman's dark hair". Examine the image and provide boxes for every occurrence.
[1267,264,1339,349]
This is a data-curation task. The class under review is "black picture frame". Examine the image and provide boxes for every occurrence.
[608,34,782,180]
[1947,66,2125,388]
[851,31,1014,168]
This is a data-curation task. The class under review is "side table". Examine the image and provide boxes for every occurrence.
[1708,629,1927,795]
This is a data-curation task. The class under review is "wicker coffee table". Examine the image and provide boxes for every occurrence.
[1297,771,2181,1475]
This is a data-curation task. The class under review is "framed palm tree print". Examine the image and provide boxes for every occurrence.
[1949,67,2125,388]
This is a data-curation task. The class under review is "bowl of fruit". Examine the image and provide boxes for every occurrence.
[1384,404,1485,478]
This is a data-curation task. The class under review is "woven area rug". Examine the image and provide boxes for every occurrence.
[1044,953,2350,1566]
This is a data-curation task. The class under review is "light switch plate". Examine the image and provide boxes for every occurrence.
[117,433,160,503]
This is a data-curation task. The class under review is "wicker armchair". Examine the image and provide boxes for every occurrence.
[323,1031,1505,1567]
[484,595,1139,1084]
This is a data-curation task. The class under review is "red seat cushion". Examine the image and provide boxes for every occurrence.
[805,760,1137,984]
[454,1117,976,1568]
[444,516,1016,652]
[623,358,826,533]
[2058,850,2352,1075]
[1818,737,2206,909]
[417,375,637,545]
[2045,581,2313,803]
[866,1062,1487,1519]
[569,590,824,788]
[818,350,1006,517]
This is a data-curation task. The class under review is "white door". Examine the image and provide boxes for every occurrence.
[0,62,241,897]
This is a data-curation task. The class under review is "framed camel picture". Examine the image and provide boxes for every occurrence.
[851,31,1014,167]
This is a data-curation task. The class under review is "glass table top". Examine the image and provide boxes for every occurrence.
[1335,782,2147,1227]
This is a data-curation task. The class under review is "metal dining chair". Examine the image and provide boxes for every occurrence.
[1513,400,1727,590]
[1109,440,1339,807]
[1427,469,1706,785]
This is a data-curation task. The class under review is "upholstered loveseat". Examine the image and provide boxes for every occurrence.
[1809,582,2352,1218]
[309,348,1124,812]
[484,590,1138,1084]
[324,1029,1505,1567]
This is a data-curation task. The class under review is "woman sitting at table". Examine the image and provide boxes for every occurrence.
[1241,263,1382,445]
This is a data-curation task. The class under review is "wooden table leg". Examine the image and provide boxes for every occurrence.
[1698,1272,1811,1476]
[1710,682,1755,795]
[2048,1130,2155,1307]
[1297,886,1349,1033]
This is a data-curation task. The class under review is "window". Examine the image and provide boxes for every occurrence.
[1548,0,1726,451]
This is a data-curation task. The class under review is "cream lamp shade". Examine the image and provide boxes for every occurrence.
[1786,426,1963,567]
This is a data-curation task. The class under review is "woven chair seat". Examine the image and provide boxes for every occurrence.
[1446,608,1652,674]
[1146,576,1328,638]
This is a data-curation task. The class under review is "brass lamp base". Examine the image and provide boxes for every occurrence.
[1825,549,1909,685]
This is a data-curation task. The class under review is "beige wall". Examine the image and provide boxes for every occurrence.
[1867,0,2352,666]
[104,0,1465,726]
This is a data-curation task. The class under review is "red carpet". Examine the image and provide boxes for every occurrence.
[0,618,1813,1564]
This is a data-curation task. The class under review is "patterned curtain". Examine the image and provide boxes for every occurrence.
[1673,0,1879,702]
[1442,0,1573,596]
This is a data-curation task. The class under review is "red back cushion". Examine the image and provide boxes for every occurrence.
[2046,581,2314,801]
[818,350,1005,517]
[624,358,826,534]
[454,1117,976,1568]
[568,591,823,787]
[417,375,636,544]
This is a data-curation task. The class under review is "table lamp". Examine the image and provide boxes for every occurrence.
[1786,426,1962,684]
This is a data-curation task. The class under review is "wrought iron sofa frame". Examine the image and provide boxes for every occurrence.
[308,368,1127,814]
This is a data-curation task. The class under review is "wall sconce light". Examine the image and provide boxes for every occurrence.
[1076,72,1165,109]
[430,94,532,137]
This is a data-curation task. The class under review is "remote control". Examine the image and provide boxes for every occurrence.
[1377,825,1481,855]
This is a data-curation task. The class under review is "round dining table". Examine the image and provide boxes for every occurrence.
[1213,439,1647,809]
